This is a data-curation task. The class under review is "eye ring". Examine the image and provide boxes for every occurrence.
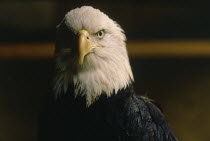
[97,30,105,39]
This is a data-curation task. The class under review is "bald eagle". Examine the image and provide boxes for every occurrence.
[39,6,178,141]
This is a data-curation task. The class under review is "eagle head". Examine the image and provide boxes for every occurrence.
[54,6,134,106]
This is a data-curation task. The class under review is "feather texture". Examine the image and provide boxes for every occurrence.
[39,85,177,141]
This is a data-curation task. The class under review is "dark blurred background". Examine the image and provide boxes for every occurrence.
[0,1,210,141]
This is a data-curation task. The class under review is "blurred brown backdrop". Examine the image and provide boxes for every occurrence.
[0,1,210,141]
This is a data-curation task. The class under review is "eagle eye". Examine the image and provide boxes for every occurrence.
[96,30,105,39]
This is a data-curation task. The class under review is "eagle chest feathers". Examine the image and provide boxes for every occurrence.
[39,6,178,141]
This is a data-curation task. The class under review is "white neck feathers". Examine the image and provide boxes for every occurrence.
[54,50,134,106]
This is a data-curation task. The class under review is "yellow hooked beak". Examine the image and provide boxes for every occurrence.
[78,30,93,65]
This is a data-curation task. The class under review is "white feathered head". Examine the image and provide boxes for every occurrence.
[54,6,134,106]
